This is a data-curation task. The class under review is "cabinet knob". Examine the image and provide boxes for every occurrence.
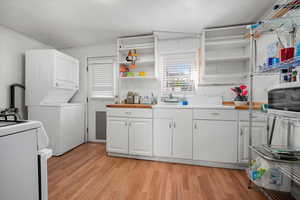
[194,123,197,130]
[211,113,220,115]
[173,121,176,128]
[169,122,172,128]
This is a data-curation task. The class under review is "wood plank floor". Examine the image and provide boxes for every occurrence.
[48,143,267,200]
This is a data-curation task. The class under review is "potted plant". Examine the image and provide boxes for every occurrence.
[231,85,248,106]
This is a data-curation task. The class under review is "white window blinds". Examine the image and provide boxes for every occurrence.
[160,52,198,95]
[88,57,115,98]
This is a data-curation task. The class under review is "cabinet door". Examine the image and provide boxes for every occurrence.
[239,121,267,163]
[172,109,193,159]
[55,53,79,89]
[194,120,238,163]
[129,119,153,156]
[153,118,173,157]
[107,117,129,154]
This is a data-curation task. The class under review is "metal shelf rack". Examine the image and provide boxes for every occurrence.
[247,1,300,199]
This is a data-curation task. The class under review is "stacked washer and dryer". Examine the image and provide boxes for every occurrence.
[26,49,85,156]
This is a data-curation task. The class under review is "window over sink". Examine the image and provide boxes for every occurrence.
[160,52,199,95]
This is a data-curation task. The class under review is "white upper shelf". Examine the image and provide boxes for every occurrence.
[119,43,154,51]
[119,45,154,55]
[205,39,249,49]
[206,55,250,63]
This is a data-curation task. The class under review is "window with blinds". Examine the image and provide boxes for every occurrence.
[88,57,115,98]
[160,52,198,95]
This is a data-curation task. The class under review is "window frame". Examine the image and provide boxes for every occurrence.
[159,51,199,96]
[87,56,117,99]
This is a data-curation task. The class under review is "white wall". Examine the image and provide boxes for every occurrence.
[0,25,51,109]
[62,44,116,103]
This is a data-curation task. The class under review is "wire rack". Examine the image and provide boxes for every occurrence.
[278,164,300,185]
[254,184,297,200]
[250,146,300,185]
[258,57,300,73]
[247,2,300,198]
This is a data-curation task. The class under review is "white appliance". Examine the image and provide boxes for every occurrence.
[25,49,85,156]
[0,120,51,200]
[28,104,84,155]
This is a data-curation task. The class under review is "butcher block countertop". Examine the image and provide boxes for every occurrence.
[106,104,152,109]
[222,101,264,110]
[106,102,265,110]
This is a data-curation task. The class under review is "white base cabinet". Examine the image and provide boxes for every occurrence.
[107,117,129,154]
[238,121,267,163]
[153,109,193,159]
[107,107,267,169]
[153,118,173,157]
[129,119,153,156]
[193,109,238,163]
[193,120,238,163]
[106,109,153,157]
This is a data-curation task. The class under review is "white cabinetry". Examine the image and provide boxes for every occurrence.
[153,118,173,157]
[107,117,128,154]
[106,108,153,156]
[193,109,238,163]
[201,25,249,85]
[117,35,157,79]
[238,121,267,163]
[153,109,193,159]
[129,119,153,156]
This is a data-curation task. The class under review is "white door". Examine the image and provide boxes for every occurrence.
[153,118,173,157]
[193,120,238,163]
[239,121,267,163]
[129,119,153,156]
[172,109,193,159]
[107,117,128,154]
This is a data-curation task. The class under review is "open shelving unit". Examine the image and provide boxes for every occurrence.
[247,1,300,199]
[117,35,157,80]
[201,25,250,85]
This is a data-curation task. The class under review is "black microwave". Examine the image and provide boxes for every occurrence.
[268,86,300,112]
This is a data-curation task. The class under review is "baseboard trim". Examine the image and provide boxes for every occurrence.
[108,152,246,170]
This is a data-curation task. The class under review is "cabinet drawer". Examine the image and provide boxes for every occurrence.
[153,109,176,119]
[193,109,237,120]
[107,108,152,118]
[238,111,266,122]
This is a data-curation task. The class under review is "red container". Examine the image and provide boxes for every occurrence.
[280,47,295,62]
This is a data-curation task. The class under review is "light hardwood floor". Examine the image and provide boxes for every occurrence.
[48,143,266,200]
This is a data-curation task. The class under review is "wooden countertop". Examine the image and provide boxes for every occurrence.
[222,101,264,110]
[106,104,152,109]
[106,102,265,110]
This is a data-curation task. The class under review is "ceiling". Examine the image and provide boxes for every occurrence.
[0,0,276,49]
